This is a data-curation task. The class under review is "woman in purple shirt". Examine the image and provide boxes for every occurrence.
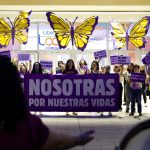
[0,56,94,150]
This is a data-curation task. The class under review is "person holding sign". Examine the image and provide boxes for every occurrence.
[90,61,100,74]
[140,65,147,107]
[63,59,78,75]
[78,59,89,75]
[129,65,142,116]
[63,59,78,116]
[113,65,123,111]
[124,63,134,113]
[31,62,43,74]
[31,62,43,116]
[0,56,94,150]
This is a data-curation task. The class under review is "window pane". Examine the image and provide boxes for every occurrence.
[28,23,38,37]
[21,37,37,50]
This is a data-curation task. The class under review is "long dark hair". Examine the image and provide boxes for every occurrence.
[0,56,28,131]
[127,63,134,73]
[64,59,76,71]
[31,62,43,74]
[90,61,99,73]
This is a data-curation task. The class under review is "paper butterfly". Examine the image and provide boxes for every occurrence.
[110,16,150,49]
[46,12,98,51]
[0,10,32,48]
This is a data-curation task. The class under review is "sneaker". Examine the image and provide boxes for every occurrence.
[139,113,142,116]
[118,108,122,112]
[129,113,134,116]
[123,102,126,105]
[72,112,78,116]
[144,104,147,107]
[108,112,113,117]
[126,109,129,113]
[100,112,103,117]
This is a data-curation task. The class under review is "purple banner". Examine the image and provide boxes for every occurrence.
[94,50,107,59]
[24,74,119,112]
[0,51,11,58]
[18,54,31,61]
[40,61,53,69]
[142,52,150,65]
[131,73,146,83]
[110,55,130,65]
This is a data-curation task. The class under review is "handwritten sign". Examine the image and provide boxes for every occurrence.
[110,56,118,65]
[94,50,107,60]
[110,55,130,65]
[40,61,53,69]
[18,54,31,61]
[142,52,150,65]
[131,73,146,83]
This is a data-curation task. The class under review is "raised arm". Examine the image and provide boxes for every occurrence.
[41,130,94,150]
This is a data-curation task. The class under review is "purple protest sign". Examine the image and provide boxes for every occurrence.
[110,55,130,65]
[142,52,150,65]
[110,56,118,65]
[40,61,53,69]
[94,50,107,60]
[0,51,11,58]
[131,73,146,83]
[117,56,130,64]
[24,74,119,112]
[18,54,31,61]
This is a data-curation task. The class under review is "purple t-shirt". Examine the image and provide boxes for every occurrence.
[0,114,49,150]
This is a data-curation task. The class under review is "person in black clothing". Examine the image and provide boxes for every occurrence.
[140,65,147,107]
[31,62,43,74]
[125,63,134,113]
[63,59,78,116]
[31,62,43,115]
[113,65,123,111]
[63,59,78,75]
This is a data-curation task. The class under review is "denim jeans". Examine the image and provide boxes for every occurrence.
[130,88,142,113]
[125,83,131,111]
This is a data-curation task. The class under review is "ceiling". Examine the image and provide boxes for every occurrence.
[0,0,149,6]
[0,0,149,11]
[0,0,150,22]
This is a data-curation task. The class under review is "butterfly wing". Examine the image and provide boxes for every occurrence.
[110,21,127,49]
[0,17,12,48]
[129,16,150,49]
[74,16,98,51]
[14,10,32,44]
[46,12,71,49]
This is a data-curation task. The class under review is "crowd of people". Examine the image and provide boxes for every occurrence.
[11,58,150,117]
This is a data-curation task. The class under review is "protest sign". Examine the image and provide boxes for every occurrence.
[110,55,130,65]
[131,73,146,83]
[142,52,150,65]
[18,54,30,61]
[40,61,53,69]
[94,50,107,60]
